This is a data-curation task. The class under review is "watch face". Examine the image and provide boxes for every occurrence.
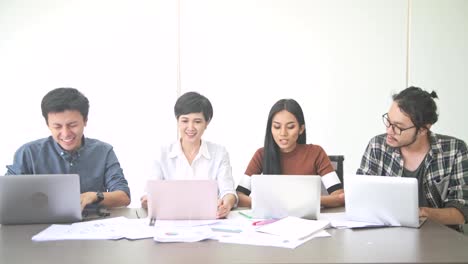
[96,192,104,202]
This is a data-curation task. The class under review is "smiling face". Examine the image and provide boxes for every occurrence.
[271,110,305,153]
[47,110,87,152]
[177,112,208,145]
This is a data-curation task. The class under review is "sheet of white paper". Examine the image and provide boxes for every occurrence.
[32,217,154,241]
[154,219,220,228]
[67,217,127,239]
[209,219,256,240]
[318,212,384,229]
[32,225,77,241]
[255,216,330,240]
[123,218,155,240]
[213,218,254,227]
[154,225,215,243]
[219,229,331,249]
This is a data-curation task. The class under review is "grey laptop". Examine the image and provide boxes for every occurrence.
[251,175,321,220]
[345,174,426,228]
[0,174,82,224]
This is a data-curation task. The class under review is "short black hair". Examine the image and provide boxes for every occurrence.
[174,91,213,122]
[392,86,438,129]
[41,88,89,124]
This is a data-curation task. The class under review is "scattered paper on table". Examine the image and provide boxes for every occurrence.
[154,225,215,243]
[32,217,153,241]
[318,212,384,229]
[255,216,330,240]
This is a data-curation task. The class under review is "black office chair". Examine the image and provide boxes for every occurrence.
[328,155,344,186]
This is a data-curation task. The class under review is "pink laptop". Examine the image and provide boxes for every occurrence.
[146,179,218,220]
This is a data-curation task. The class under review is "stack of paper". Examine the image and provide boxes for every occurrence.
[218,216,331,249]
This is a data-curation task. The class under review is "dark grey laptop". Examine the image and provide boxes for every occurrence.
[0,174,82,224]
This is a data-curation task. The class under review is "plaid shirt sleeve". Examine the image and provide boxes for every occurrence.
[357,135,385,175]
[442,139,468,223]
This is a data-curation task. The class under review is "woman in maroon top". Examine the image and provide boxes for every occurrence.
[236,99,344,208]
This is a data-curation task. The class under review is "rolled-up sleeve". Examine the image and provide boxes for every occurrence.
[236,174,252,195]
[5,145,31,175]
[104,148,131,199]
[216,148,238,207]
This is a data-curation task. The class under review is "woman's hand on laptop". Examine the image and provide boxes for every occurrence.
[217,194,236,219]
[321,189,345,208]
[140,195,148,209]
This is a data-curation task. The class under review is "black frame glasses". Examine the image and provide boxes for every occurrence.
[382,113,416,135]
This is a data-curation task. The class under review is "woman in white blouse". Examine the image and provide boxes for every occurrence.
[140,92,237,218]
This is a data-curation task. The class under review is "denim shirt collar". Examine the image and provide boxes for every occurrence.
[50,136,86,162]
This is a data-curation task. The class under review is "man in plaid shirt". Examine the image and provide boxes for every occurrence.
[357,87,468,232]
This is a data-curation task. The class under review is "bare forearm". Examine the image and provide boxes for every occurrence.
[237,192,252,208]
[217,193,237,219]
[321,189,345,208]
[420,207,465,225]
[101,190,130,208]
[222,193,237,209]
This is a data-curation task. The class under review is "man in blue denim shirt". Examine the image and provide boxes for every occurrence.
[6,88,130,210]
[357,87,468,231]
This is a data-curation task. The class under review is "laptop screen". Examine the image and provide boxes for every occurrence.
[344,174,420,227]
[251,175,321,220]
[0,174,82,224]
[146,179,218,220]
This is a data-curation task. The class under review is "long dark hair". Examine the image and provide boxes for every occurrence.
[263,99,306,174]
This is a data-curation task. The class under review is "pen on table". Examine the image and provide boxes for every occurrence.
[135,209,140,219]
[238,211,253,219]
[252,219,279,226]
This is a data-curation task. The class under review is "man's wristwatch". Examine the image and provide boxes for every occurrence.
[95,191,105,204]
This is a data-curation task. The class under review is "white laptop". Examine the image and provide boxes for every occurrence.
[0,174,82,224]
[251,175,321,220]
[146,179,218,221]
[345,174,426,228]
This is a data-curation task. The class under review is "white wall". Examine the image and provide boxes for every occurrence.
[409,0,468,142]
[0,0,466,207]
[409,1,468,232]
[0,0,179,206]
[179,0,407,183]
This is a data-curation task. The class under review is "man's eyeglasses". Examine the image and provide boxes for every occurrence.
[382,113,416,135]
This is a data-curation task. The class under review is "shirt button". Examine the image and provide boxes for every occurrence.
[61,152,64,156]
[70,163,73,166]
